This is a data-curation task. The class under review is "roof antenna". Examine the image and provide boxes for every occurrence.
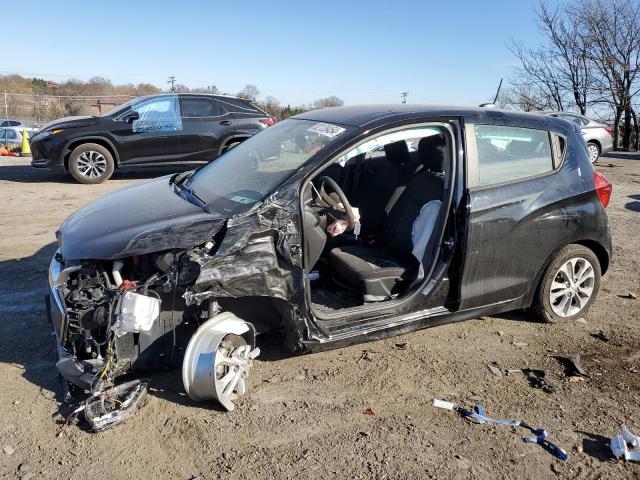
[480,78,503,108]
[492,78,503,104]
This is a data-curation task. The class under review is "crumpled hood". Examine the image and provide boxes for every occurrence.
[60,176,225,260]
[41,115,97,131]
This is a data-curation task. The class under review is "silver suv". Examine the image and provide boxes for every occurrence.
[545,112,613,163]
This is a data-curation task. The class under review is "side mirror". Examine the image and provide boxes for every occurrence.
[122,111,140,124]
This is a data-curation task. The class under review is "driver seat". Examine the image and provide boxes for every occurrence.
[329,134,447,302]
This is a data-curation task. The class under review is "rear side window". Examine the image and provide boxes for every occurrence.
[216,97,265,115]
[474,125,553,186]
[181,97,221,117]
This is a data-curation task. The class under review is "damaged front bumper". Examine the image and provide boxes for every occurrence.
[47,254,94,390]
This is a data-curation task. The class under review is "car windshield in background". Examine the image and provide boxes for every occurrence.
[186,119,354,215]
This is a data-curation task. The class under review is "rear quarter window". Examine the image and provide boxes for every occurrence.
[216,97,265,115]
[474,125,553,186]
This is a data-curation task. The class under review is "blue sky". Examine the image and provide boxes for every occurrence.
[6,0,560,106]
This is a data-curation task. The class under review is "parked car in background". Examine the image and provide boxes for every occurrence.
[29,94,277,184]
[47,105,612,413]
[0,118,38,135]
[0,127,23,153]
[545,112,613,163]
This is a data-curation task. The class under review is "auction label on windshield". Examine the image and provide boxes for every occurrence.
[307,123,346,138]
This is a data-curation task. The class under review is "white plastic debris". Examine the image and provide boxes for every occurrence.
[611,425,640,461]
[433,399,457,411]
[114,291,160,335]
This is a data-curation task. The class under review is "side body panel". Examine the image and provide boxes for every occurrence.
[458,119,611,310]
[179,96,235,163]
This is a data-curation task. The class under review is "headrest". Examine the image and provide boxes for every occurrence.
[418,134,446,172]
[384,140,410,165]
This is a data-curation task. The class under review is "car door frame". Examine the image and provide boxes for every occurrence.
[294,117,463,344]
[112,94,183,166]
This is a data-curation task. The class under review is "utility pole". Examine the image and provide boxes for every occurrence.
[167,76,176,93]
[401,92,408,104]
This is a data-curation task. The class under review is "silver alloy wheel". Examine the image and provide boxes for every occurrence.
[587,143,599,163]
[76,150,107,179]
[549,257,595,317]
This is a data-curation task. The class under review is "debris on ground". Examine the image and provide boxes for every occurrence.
[363,408,375,416]
[575,318,588,324]
[358,350,374,362]
[618,292,637,300]
[487,363,503,377]
[63,380,149,432]
[610,425,640,461]
[512,341,528,348]
[522,369,555,394]
[432,399,568,461]
[2,445,15,455]
[555,353,590,381]
[592,330,610,342]
[394,342,408,350]
[568,353,589,377]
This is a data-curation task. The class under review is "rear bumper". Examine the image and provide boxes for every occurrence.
[600,139,614,155]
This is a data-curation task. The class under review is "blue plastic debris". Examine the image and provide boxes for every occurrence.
[433,399,568,461]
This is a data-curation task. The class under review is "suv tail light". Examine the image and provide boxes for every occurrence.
[259,117,277,127]
[592,171,612,207]
[605,127,613,137]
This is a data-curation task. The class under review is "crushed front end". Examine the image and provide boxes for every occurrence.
[47,245,212,397]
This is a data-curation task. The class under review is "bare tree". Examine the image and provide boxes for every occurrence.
[238,84,260,101]
[571,0,640,150]
[508,2,592,113]
[313,96,344,108]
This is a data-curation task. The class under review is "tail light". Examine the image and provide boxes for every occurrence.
[605,127,613,137]
[259,117,277,127]
[592,171,612,207]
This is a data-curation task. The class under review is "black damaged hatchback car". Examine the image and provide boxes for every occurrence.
[30,93,276,184]
[47,105,612,415]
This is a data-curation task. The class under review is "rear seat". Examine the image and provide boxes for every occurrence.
[344,140,419,241]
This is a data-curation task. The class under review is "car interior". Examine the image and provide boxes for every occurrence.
[301,125,452,313]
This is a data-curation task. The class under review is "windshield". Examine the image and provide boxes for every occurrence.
[185,119,354,215]
[101,98,137,117]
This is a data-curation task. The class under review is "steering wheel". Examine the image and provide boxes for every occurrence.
[318,176,356,230]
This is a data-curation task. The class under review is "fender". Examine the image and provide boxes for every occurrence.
[62,135,121,167]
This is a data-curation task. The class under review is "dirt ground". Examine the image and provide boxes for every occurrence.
[0,154,639,480]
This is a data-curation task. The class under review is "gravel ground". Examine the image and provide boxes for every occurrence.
[0,154,638,479]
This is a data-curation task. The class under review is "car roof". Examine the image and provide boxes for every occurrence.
[293,104,569,129]
[140,92,252,101]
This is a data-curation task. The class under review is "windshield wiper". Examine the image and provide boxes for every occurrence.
[172,173,208,210]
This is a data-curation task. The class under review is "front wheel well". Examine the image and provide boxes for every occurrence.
[64,139,118,169]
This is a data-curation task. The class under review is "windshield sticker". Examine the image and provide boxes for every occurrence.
[307,123,346,138]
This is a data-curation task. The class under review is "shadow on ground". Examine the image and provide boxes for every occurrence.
[0,163,191,184]
[626,194,640,212]
[600,151,640,161]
